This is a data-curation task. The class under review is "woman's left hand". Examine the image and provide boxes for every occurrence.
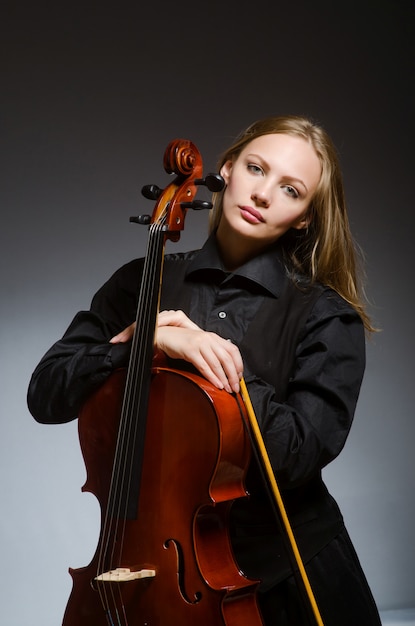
[109,309,201,344]
[157,309,202,330]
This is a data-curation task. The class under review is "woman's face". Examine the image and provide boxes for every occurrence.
[217,133,321,265]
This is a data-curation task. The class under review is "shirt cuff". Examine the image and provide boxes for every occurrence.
[109,342,131,369]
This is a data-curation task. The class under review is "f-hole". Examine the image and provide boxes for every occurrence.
[164,538,202,604]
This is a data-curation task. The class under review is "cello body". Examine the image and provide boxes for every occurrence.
[61,139,264,625]
[63,366,262,625]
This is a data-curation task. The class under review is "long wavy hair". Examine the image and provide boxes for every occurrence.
[209,115,375,333]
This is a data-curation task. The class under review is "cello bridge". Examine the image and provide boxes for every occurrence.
[94,567,156,582]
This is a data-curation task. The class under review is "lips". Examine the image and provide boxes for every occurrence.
[239,205,265,223]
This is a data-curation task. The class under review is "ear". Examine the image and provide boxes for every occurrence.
[220,159,233,184]
[292,212,311,231]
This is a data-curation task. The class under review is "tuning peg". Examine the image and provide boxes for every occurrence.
[141,184,163,200]
[130,214,152,225]
[181,201,213,211]
[194,174,225,192]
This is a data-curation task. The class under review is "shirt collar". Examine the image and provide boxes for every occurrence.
[185,234,287,298]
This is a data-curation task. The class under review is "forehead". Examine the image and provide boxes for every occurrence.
[240,132,314,159]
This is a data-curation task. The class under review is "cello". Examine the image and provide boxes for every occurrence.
[62,139,265,625]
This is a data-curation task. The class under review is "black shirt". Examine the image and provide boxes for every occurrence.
[27,234,366,590]
[186,234,282,340]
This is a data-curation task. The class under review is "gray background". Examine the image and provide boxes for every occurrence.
[1,2,414,624]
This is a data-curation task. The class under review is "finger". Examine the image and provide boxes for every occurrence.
[158,310,200,330]
[209,339,243,392]
[109,323,135,344]
[224,340,244,382]
[200,341,243,394]
[191,347,230,392]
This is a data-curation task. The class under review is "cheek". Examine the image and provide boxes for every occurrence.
[269,204,308,231]
[221,180,237,210]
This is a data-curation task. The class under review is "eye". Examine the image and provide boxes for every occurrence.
[283,185,299,199]
[247,163,264,175]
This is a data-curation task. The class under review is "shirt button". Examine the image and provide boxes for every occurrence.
[218,311,227,319]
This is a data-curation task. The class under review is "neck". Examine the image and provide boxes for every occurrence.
[215,223,271,272]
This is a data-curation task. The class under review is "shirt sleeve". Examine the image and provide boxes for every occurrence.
[244,291,366,490]
[27,259,143,424]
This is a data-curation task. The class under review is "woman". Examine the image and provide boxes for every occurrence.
[28,115,381,625]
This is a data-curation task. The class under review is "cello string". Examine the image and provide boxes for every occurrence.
[95,217,163,624]
[105,222,158,624]
[117,212,166,536]
[110,214,166,622]
[96,210,167,624]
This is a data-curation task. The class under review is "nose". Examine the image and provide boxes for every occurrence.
[251,185,271,208]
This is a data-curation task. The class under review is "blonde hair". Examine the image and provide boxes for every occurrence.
[210,115,375,333]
